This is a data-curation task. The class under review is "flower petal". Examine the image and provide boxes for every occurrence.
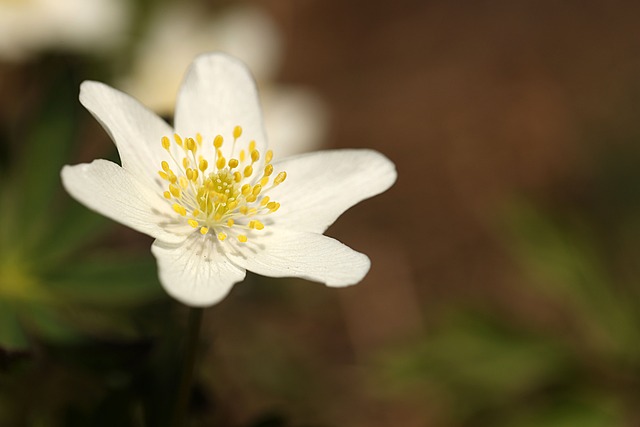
[79,81,173,187]
[61,160,187,243]
[151,235,246,307]
[225,228,370,287]
[174,53,267,160]
[269,149,397,233]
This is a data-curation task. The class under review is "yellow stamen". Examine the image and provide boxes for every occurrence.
[274,171,287,185]
[233,125,243,139]
[173,204,187,216]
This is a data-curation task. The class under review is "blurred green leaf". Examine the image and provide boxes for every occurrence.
[503,201,640,360]
[498,393,624,427]
[0,302,28,349]
[378,310,571,419]
[46,254,162,306]
[13,66,79,253]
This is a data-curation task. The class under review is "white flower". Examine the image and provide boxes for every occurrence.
[61,53,396,307]
[117,5,326,157]
[0,0,129,60]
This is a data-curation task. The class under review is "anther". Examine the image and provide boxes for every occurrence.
[161,136,171,150]
[251,150,260,162]
[228,159,239,168]
[274,171,287,185]
[238,235,247,243]
[213,135,223,148]
[188,219,199,228]
[218,232,227,241]
[244,165,253,177]
[200,227,208,235]
[233,126,243,139]
[173,204,187,216]
[216,156,226,169]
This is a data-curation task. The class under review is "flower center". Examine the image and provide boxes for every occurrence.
[158,126,286,243]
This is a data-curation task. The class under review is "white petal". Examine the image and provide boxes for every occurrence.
[261,85,328,157]
[61,160,186,243]
[79,81,173,187]
[151,235,246,307]
[269,149,397,233]
[225,228,370,287]
[174,53,267,161]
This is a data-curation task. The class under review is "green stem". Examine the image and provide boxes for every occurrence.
[173,307,204,427]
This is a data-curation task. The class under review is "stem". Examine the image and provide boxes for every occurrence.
[173,307,204,427]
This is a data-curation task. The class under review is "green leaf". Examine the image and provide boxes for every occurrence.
[45,253,162,306]
[499,392,624,427]
[0,302,29,350]
[13,68,79,252]
[503,200,640,359]
[378,310,571,417]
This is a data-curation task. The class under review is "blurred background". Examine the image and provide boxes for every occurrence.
[1,0,640,426]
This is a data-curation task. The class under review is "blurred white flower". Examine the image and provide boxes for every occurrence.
[119,5,327,157]
[0,0,129,60]
[62,53,396,307]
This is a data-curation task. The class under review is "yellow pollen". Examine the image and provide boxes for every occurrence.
[216,156,226,169]
[233,126,243,139]
[251,149,260,162]
[274,171,287,185]
[169,184,181,198]
[213,135,223,148]
[173,204,187,216]
[160,131,287,242]
[179,176,189,189]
